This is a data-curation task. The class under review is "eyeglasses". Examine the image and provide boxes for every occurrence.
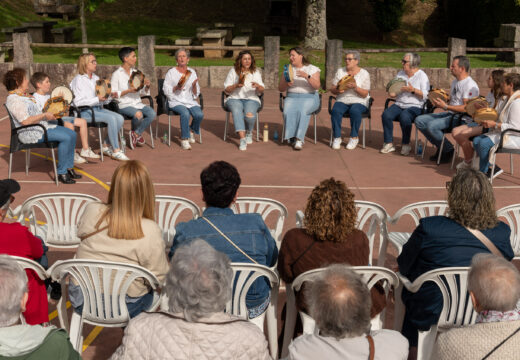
[345,58,356,61]
[401,60,410,64]
[445,181,451,190]
[89,60,97,64]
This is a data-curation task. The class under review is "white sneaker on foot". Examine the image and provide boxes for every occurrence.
[346,138,359,150]
[181,139,192,150]
[102,146,113,157]
[189,132,196,144]
[332,137,342,150]
[239,138,247,151]
[400,144,412,156]
[456,160,472,170]
[245,132,253,144]
[380,142,395,154]
[80,147,100,159]
[111,151,129,161]
[294,140,303,150]
[74,152,87,164]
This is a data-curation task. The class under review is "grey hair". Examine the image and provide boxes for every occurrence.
[468,253,520,312]
[175,48,190,59]
[453,55,470,71]
[345,50,360,62]
[404,52,421,68]
[305,264,371,339]
[166,239,233,322]
[0,255,28,327]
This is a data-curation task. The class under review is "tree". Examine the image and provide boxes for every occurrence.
[304,0,327,50]
[370,0,406,34]
[78,0,115,53]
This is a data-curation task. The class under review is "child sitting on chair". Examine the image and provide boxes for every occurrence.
[31,72,100,164]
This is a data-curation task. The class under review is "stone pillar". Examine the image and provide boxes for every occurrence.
[447,37,466,67]
[138,35,156,83]
[13,32,33,75]
[325,39,343,90]
[263,36,280,90]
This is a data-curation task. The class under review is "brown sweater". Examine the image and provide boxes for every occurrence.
[277,228,386,317]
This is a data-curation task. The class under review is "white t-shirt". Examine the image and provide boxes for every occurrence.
[449,76,479,122]
[395,69,430,109]
[110,67,151,110]
[223,68,264,104]
[287,64,320,94]
[163,67,201,109]
[486,98,520,149]
[32,92,50,112]
[332,67,371,107]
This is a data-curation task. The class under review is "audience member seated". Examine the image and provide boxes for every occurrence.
[329,50,371,150]
[0,179,49,325]
[69,160,169,318]
[473,73,520,179]
[169,161,278,319]
[433,253,520,360]
[163,48,203,150]
[397,168,514,351]
[380,53,429,156]
[111,239,271,360]
[4,68,81,184]
[278,47,320,151]
[0,256,80,359]
[286,264,408,360]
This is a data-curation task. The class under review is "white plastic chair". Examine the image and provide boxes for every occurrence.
[497,204,520,260]
[394,267,476,360]
[388,201,448,254]
[155,195,201,248]
[49,259,161,354]
[18,193,101,248]
[280,266,399,358]
[295,201,390,266]
[228,263,279,359]
[231,197,288,249]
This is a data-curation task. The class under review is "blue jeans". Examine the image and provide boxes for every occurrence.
[415,112,456,153]
[118,105,155,135]
[169,105,203,139]
[283,92,320,141]
[382,104,422,144]
[331,102,368,138]
[79,107,124,150]
[473,135,495,173]
[37,126,76,174]
[226,99,260,133]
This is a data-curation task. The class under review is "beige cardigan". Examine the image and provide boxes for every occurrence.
[76,202,169,297]
[433,320,520,360]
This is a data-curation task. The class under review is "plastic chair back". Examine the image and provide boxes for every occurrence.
[155,195,201,248]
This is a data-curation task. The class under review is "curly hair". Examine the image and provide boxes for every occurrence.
[3,68,26,91]
[448,169,498,229]
[304,178,357,242]
[200,161,241,208]
[233,50,256,75]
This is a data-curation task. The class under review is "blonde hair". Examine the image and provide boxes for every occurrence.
[97,160,155,239]
[77,53,95,75]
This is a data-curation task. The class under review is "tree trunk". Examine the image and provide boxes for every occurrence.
[80,0,88,53]
[304,0,327,50]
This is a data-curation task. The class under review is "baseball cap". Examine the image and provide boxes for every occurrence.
[0,179,20,207]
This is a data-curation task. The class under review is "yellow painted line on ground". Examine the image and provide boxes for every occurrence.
[82,326,104,352]
[48,301,71,321]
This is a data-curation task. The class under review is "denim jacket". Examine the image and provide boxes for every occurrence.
[169,207,278,308]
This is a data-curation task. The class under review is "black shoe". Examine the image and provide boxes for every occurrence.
[487,165,504,180]
[58,173,76,184]
[438,150,454,164]
[49,281,62,300]
[67,168,82,179]
[429,150,440,162]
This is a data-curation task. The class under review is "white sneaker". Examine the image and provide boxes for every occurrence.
[111,151,129,161]
[332,137,342,150]
[239,138,247,151]
[294,140,303,150]
[456,160,472,170]
[80,147,100,159]
[245,132,253,144]
[74,152,87,164]
[380,142,395,154]
[346,138,359,150]
[181,139,192,150]
[102,146,113,157]
[400,144,412,156]
[189,132,196,144]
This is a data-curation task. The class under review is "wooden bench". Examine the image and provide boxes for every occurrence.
[22,21,57,43]
[201,29,227,58]
[196,27,208,41]
[175,37,193,46]
[214,22,235,43]
[232,36,250,57]
[51,26,75,43]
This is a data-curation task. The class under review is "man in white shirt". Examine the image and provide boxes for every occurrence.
[111,47,155,150]
[415,55,479,163]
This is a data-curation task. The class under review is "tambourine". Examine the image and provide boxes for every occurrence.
[386,78,407,96]
[428,88,450,104]
[473,107,498,123]
[50,86,73,105]
[465,96,489,117]
[129,70,145,91]
[337,74,356,91]
[283,64,294,83]
[177,70,192,89]
[95,79,111,98]
[42,96,70,118]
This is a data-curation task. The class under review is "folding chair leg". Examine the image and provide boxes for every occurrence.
[199,130,202,144]
[223,113,229,141]
[437,136,445,165]
[256,115,260,142]
[149,125,155,148]
[511,154,514,175]
[422,139,428,159]
[50,148,58,186]
[8,153,13,179]
[313,114,317,144]
[98,128,104,162]
[415,127,418,155]
[451,143,459,169]
[168,115,171,147]
[281,118,285,143]
[25,150,30,175]
[362,118,366,149]
[329,128,333,147]
[155,117,159,139]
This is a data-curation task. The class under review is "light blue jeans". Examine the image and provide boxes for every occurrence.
[169,105,203,139]
[415,112,456,153]
[226,99,260,133]
[37,126,76,174]
[473,135,496,173]
[79,107,124,149]
[118,105,155,135]
[283,92,320,141]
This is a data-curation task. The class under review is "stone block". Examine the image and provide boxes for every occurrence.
[325,40,342,89]
[447,37,466,68]
[196,27,208,40]
[51,26,75,43]
[13,32,33,76]
[175,38,193,46]
[209,66,232,87]
[263,36,279,89]
[138,35,156,83]
[202,30,227,58]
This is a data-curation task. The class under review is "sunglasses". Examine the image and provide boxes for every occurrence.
[345,58,356,61]
[401,60,410,64]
